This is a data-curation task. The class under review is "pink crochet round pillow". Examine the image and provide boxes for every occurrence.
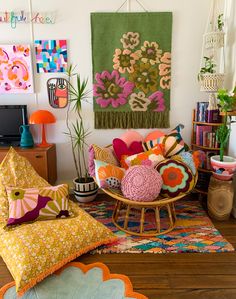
[121,165,163,202]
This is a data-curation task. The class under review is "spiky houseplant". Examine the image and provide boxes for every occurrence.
[65,65,98,202]
[216,88,236,161]
[210,87,236,181]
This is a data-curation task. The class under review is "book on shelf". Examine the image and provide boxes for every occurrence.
[195,125,218,148]
[196,102,208,122]
[195,102,221,123]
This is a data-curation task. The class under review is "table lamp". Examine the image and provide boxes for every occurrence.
[29,110,56,147]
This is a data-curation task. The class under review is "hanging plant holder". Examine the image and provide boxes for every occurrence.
[204,31,225,49]
[199,73,225,92]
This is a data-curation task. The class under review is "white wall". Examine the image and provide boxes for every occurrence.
[0,0,216,182]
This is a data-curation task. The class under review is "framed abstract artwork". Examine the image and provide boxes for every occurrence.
[35,40,68,73]
[47,77,69,108]
[91,13,173,129]
[0,44,34,94]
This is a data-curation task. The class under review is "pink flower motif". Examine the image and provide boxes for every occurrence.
[93,70,135,108]
[149,91,166,112]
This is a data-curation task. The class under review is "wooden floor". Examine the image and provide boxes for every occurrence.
[1,196,236,299]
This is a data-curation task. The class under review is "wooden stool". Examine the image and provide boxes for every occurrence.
[207,176,234,220]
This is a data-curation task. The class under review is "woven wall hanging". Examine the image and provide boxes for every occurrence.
[91,12,172,129]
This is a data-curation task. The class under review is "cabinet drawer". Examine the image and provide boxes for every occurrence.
[18,152,48,180]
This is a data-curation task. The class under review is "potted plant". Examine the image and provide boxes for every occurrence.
[198,56,224,92]
[204,13,225,49]
[66,65,98,202]
[210,88,236,180]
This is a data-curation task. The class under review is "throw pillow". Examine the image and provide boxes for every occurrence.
[113,138,143,161]
[123,145,165,169]
[121,165,163,201]
[119,130,144,146]
[172,152,197,175]
[88,144,119,177]
[0,201,116,296]
[156,159,195,197]
[142,124,187,157]
[0,148,49,223]
[144,130,165,142]
[94,160,125,189]
[6,184,70,226]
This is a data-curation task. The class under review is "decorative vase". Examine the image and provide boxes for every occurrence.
[210,155,236,181]
[20,125,34,148]
[207,176,233,220]
[73,177,98,203]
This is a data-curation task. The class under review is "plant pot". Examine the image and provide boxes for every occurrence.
[199,73,225,92]
[73,177,98,203]
[204,31,225,49]
[210,155,236,181]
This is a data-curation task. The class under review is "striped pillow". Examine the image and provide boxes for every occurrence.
[143,124,187,157]
[88,144,119,177]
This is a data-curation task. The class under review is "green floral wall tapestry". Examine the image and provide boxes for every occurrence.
[91,12,172,129]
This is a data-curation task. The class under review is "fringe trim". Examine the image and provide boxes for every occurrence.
[15,236,117,297]
[94,110,170,129]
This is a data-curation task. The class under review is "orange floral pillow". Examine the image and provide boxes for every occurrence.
[122,145,164,169]
[94,160,125,189]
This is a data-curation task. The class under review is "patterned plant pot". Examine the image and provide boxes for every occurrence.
[199,73,225,92]
[210,155,236,181]
[204,31,225,49]
[73,177,98,203]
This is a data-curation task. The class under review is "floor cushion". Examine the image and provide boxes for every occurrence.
[0,201,116,296]
[0,148,49,223]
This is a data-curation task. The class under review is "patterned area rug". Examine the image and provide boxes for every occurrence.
[79,198,234,254]
[0,262,147,299]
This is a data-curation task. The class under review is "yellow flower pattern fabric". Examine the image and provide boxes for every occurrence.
[0,201,116,296]
[0,148,49,223]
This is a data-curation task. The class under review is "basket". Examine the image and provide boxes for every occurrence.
[199,73,225,92]
[204,31,225,49]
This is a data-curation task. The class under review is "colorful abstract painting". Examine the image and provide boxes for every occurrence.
[47,78,69,108]
[91,13,172,129]
[0,44,33,94]
[35,40,67,73]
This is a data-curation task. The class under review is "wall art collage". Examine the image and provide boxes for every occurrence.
[0,40,68,108]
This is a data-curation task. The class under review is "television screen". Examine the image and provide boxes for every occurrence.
[0,105,28,144]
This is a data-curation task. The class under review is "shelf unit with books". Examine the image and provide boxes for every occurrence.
[191,108,223,195]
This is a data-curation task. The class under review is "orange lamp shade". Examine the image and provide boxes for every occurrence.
[29,110,56,147]
[29,110,56,124]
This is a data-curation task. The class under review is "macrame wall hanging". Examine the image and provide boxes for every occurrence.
[198,0,225,110]
[91,0,173,129]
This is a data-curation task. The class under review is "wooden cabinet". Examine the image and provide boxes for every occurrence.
[0,144,57,185]
[191,109,223,195]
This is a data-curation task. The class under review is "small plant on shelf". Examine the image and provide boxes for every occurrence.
[198,56,216,80]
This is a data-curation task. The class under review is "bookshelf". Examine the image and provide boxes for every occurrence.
[191,109,223,195]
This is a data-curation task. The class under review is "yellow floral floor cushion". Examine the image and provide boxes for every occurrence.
[0,148,49,223]
[0,201,117,296]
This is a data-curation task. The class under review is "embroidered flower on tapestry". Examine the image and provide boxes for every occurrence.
[91,13,173,129]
